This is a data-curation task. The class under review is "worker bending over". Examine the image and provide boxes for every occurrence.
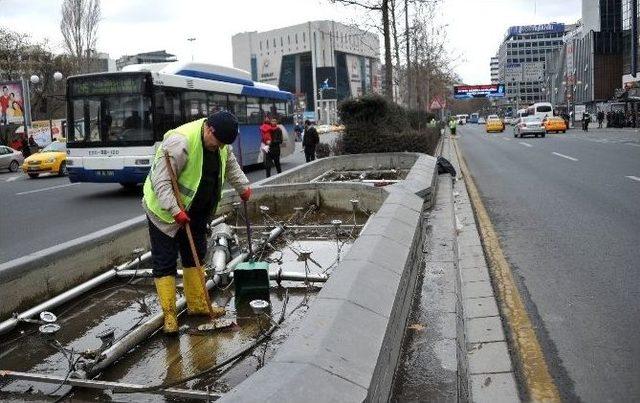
[143,111,252,333]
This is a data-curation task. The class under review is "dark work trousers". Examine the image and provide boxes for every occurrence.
[147,215,208,277]
[264,148,281,177]
[304,146,316,163]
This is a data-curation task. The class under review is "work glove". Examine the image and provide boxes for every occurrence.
[240,187,252,202]
[173,210,190,226]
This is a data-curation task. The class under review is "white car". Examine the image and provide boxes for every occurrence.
[478,117,486,124]
[0,145,24,172]
[514,116,546,138]
[487,114,500,120]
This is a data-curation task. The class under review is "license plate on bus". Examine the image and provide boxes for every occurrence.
[96,170,115,177]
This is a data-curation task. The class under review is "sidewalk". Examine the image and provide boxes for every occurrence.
[392,134,520,402]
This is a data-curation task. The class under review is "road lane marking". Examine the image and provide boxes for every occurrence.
[552,152,578,161]
[16,183,80,195]
[452,137,561,402]
[6,176,20,182]
[626,143,640,147]
[626,176,640,182]
[519,142,532,147]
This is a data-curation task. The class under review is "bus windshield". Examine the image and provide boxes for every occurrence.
[67,74,154,146]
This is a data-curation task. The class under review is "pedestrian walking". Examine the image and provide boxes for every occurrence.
[142,111,252,334]
[302,119,319,163]
[265,117,282,177]
[294,121,303,142]
[582,112,591,132]
[21,136,31,158]
[449,118,457,135]
[259,117,275,177]
[597,110,604,129]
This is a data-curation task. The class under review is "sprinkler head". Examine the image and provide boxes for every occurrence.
[39,311,57,323]
[331,219,342,229]
[38,323,61,335]
[297,248,313,261]
[132,247,145,257]
[249,299,270,315]
[350,199,359,210]
[293,207,304,213]
[259,205,270,213]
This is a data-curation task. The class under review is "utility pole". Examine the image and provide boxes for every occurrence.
[187,37,196,62]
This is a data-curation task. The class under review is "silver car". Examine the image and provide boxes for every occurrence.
[514,116,546,138]
[0,145,24,172]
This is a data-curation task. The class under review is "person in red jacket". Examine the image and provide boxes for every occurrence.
[259,117,275,177]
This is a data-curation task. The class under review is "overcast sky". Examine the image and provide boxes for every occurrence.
[0,0,581,85]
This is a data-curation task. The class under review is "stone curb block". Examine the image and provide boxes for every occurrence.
[0,215,148,317]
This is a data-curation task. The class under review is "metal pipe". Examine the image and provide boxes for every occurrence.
[84,225,285,378]
[0,251,151,336]
[272,270,327,283]
[114,269,327,283]
[209,214,228,228]
[359,179,400,184]
[231,224,364,230]
[0,370,222,400]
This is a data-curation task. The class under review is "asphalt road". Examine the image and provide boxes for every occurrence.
[456,124,640,402]
[0,135,336,264]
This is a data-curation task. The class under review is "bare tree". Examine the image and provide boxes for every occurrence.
[331,0,394,100]
[60,0,101,73]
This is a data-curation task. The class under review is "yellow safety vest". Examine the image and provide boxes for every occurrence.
[143,118,228,223]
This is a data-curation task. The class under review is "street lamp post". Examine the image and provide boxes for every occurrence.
[187,37,196,61]
[30,72,64,142]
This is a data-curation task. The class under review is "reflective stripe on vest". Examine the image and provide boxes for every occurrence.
[143,118,228,223]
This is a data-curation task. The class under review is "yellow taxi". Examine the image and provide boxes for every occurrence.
[22,140,67,178]
[543,116,567,133]
[486,118,504,133]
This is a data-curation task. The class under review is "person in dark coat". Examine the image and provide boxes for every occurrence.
[265,118,283,177]
[302,120,319,163]
[596,111,605,128]
[21,136,31,158]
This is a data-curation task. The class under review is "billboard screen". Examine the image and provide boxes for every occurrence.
[453,84,506,99]
[0,80,26,125]
[507,23,564,37]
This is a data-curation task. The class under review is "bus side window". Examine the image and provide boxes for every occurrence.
[228,95,247,124]
[155,89,181,135]
[183,91,207,120]
[208,93,228,114]
[246,97,263,124]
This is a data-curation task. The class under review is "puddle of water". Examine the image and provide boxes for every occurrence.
[0,237,355,401]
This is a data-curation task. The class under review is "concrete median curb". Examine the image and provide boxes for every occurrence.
[0,215,149,318]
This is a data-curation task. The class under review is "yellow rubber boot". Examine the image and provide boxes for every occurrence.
[154,276,178,334]
[182,267,225,317]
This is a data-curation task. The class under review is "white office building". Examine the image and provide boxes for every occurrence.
[490,56,500,84]
[232,21,381,123]
[497,23,575,106]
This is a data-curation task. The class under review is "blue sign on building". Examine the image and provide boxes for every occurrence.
[507,23,565,37]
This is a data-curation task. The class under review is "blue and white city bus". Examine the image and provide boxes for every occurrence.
[65,62,295,187]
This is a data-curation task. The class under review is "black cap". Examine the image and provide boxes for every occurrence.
[206,111,239,144]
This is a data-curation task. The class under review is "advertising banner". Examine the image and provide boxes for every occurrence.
[0,80,27,125]
[505,63,523,82]
[565,42,575,85]
[346,54,363,97]
[522,62,545,82]
[453,84,506,99]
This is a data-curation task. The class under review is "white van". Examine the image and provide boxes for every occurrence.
[526,102,553,120]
